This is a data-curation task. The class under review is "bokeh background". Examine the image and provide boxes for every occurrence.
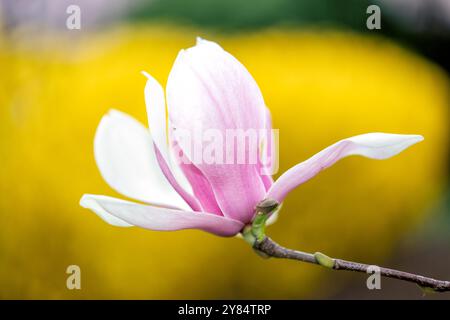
[0,0,449,299]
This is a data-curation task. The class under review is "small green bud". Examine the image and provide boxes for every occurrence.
[417,285,438,295]
[314,252,335,269]
[256,198,279,215]
[242,198,280,246]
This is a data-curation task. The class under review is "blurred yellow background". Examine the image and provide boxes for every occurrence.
[0,25,448,298]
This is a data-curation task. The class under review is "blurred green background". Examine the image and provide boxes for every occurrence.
[0,0,449,299]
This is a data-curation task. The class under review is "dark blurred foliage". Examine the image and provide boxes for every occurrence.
[130,0,373,31]
[128,0,450,72]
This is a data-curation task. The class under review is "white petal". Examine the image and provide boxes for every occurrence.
[344,133,424,159]
[80,194,244,237]
[142,72,193,194]
[267,133,424,203]
[142,71,169,160]
[80,194,132,227]
[94,109,189,209]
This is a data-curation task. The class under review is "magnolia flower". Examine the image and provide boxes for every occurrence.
[80,39,423,237]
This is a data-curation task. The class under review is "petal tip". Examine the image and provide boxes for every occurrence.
[79,194,89,208]
[191,37,221,51]
[105,108,122,118]
[195,36,204,45]
[98,109,126,127]
[402,134,424,147]
[141,71,159,84]
[79,194,134,227]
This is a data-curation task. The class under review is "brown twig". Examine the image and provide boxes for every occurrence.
[254,236,450,292]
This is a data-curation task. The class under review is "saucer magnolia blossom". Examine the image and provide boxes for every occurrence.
[80,39,423,237]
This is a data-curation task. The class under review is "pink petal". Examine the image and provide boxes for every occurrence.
[166,38,267,223]
[259,107,275,191]
[172,137,223,215]
[153,143,203,212]
[178,161,223,215]
[80,194,244,237]
[267,133,424,203]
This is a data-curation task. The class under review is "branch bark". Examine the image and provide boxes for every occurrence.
[254,236,450,292]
